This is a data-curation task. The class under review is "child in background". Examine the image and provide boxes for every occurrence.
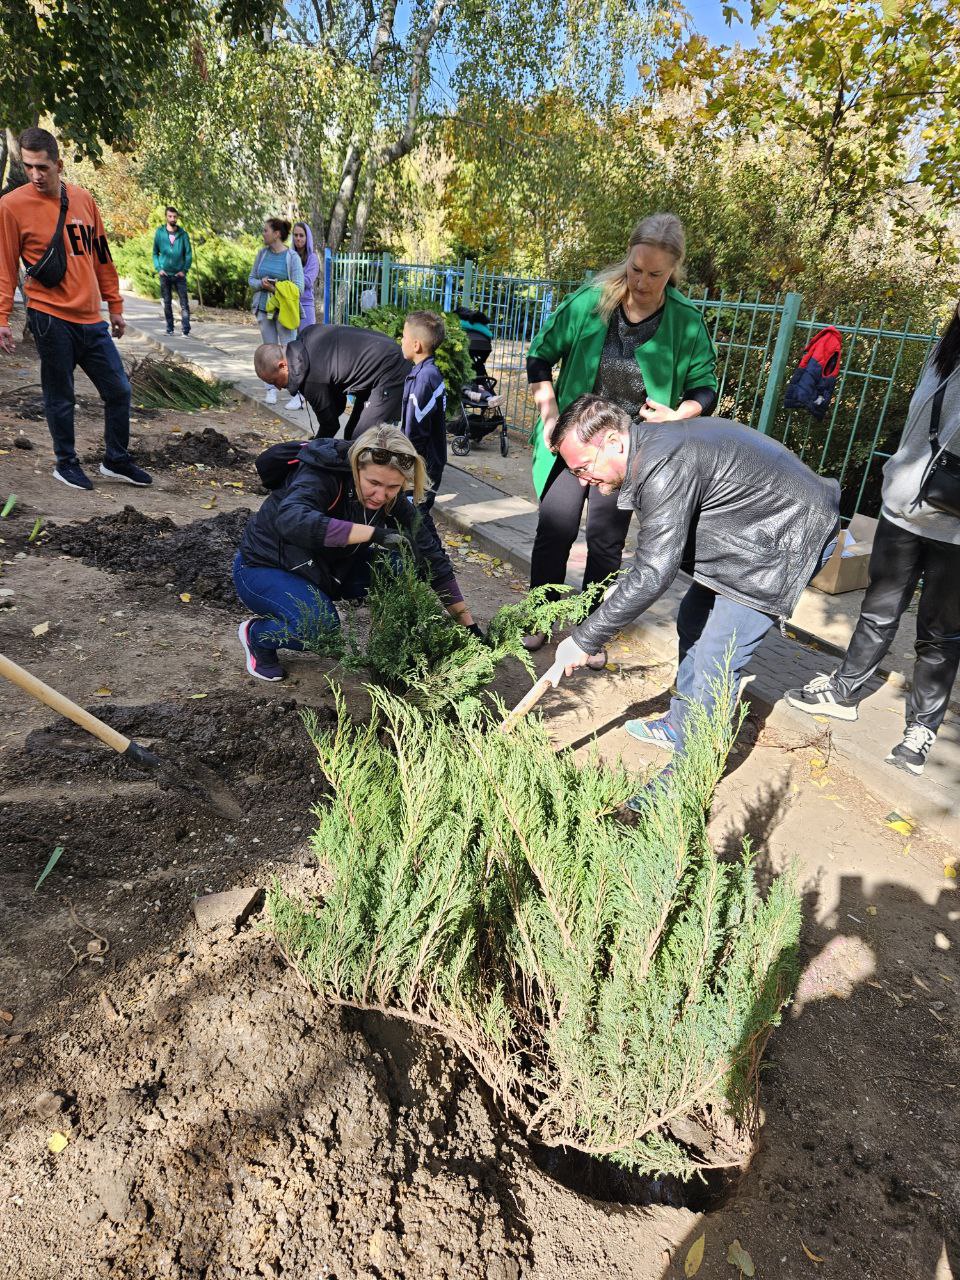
[400,310,447,533]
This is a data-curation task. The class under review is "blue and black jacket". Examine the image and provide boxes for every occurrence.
[402,356,447,487]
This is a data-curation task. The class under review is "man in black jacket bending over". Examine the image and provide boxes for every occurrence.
[550,394,840,758]
[254,325,411,439]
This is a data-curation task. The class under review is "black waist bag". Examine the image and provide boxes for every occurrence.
[917,382,960,519]
[24,184,69,289]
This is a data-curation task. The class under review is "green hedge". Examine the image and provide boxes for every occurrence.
[112,232,260,310]
[350,303,474,400]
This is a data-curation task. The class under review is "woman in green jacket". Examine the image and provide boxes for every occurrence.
[524,213,718,658]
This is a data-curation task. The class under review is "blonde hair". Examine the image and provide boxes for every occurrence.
[349,424,430,506]
[593,213,686,322]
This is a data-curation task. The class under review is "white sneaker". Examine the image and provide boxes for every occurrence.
[886,723,936,775]
[264,386,278,405]
[286,393,304,411]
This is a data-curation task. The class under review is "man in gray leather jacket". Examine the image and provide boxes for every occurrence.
[549,394,840,755]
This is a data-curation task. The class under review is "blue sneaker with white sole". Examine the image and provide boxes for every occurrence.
[99,459,153,486]
[624,715,678,751]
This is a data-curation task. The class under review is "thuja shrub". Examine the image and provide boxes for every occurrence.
[270,684,801,1177]
[295,548,606,713]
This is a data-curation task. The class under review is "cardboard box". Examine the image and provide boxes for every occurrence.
[811,515,877,595]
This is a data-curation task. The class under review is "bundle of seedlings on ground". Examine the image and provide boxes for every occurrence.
[128,357,232,411]
[270,683,801,1177]
[295,547,606,712]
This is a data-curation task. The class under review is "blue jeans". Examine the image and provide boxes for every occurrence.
[233,553,373,652]
[668,536,838,749]
[160,274,190,333]
[28,309,131,466]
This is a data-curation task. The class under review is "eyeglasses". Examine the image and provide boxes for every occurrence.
[357,447,415,473]
[569,441,604,479]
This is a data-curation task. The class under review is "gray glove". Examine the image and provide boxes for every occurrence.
[371,527,405,548]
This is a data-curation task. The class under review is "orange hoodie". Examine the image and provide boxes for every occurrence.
[0,181,123,327]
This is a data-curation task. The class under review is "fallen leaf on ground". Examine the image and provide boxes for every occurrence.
[34,845,64,892]
[179,592,192,603]
[912,975,931,992]
[47,1131,68,1154]
[866,905,877,916]
[684,1231,705,1276]
[886,817,914,836]
[31,621,50,637]
[94,686,112,697]
[801,1239,826,1263]
[0,1009,13,1023]
[945,862,958,879]
[726,1239,755,1276]
[188,692,208,699]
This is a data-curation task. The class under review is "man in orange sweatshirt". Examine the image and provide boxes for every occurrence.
[0,128,152,490]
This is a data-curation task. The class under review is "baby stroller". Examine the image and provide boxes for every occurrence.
[447,306,509,458]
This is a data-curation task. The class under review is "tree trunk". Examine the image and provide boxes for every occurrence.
[2,127,28,194]
[326,144,364,250]
[344,0,450,252]
[0,132,7,191]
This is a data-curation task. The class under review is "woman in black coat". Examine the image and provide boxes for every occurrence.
[234,424,478,680]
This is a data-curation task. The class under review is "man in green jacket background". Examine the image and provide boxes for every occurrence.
[152,206,193,336]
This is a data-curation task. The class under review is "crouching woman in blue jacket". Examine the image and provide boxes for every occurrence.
[233,424,479,681]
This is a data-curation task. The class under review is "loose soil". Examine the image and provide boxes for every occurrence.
[42,507,252,610]
[1,323,957,1280]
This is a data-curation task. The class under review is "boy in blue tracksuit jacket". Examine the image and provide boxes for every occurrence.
[400,310,447,533]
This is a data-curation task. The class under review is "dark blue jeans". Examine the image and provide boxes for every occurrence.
[233,553,373,652]
[28,309,132,466]
[669,536,838,749]
[159,274,191,333]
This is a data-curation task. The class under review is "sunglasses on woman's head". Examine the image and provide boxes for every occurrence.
[358,447,415,472]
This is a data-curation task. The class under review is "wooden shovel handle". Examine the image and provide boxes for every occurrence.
[500,661,563,733]
[0,651,132,755]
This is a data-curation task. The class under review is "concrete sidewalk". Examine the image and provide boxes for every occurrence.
[121,294,960,843]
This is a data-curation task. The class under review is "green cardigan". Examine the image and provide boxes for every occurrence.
[526,283,719,496]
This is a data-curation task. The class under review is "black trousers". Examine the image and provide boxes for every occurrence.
[833,514,960,732]
[160,274,190,333]
[342,381,406,440]
[529,459,632,594]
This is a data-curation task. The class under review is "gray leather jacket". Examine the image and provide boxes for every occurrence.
[573,419,840,654]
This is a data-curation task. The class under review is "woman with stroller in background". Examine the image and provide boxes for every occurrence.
[248,217,305,409]
[293,221,320,330]
[523,212,718,663]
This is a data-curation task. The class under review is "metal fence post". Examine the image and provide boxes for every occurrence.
[442,268,453,312]
[322,248,332,325]
[756,290,802,434]
[462,259,474,307]
[379,251,393,307]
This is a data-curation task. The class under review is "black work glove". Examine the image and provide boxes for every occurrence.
[370,527,405,548]
[466,622,485,641]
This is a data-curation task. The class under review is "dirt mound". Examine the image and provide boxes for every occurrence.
[42,506,251,608]
[0,932,531,1280]
[143,427,251,470]
[1,688,683,1280]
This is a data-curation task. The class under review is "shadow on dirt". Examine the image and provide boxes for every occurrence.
[659,870,960,1279]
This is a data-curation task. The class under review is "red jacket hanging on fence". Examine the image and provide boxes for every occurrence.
[784,326,842,420]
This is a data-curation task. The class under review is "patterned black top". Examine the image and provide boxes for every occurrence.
[591,304,665,416]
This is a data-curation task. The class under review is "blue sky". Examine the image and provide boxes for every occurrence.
[685,0,759,47]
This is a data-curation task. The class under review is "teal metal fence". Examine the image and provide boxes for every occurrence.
[322,250,938,518]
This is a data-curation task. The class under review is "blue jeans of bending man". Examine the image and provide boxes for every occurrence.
[233,553,376,652]
[28,310,132,467]
[668,537,837,751]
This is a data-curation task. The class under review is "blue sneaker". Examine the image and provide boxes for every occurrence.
[99,459,153,486]
[238,619,285,681]
[624,715,678,751]
[625,766,675,812]
[53,461,94,490]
